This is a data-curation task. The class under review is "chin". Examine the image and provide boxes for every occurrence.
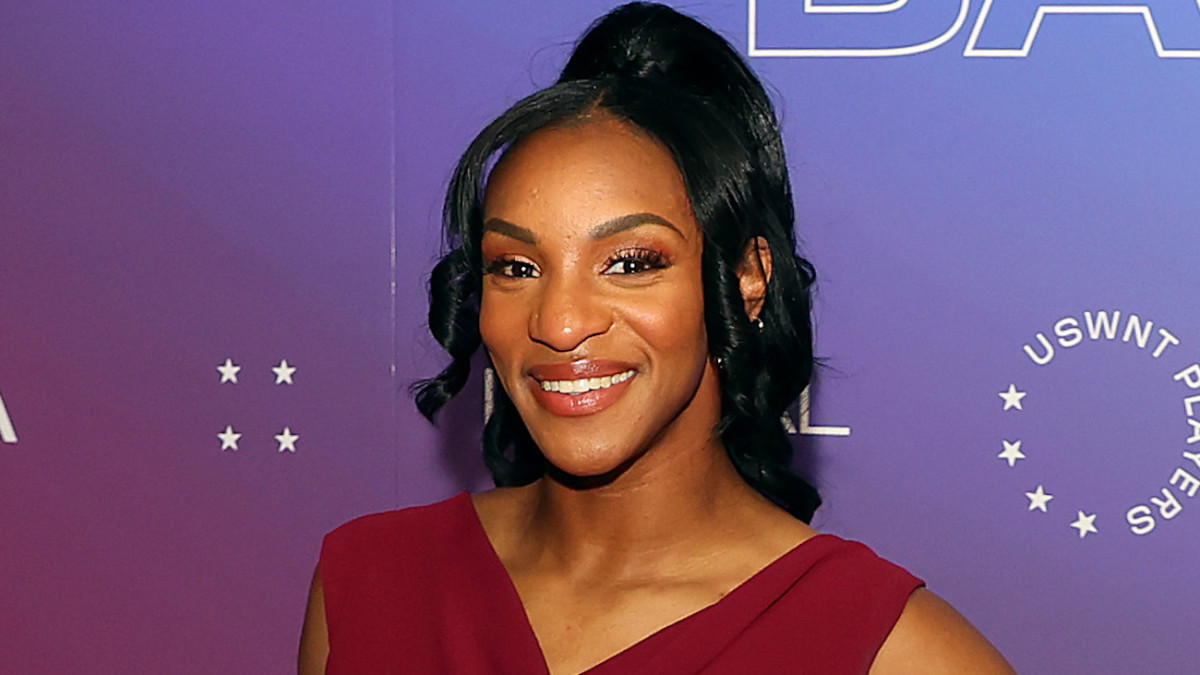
[537,438,641,485]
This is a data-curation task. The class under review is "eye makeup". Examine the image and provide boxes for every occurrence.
[601,247,671,275]
[483,256,539,278]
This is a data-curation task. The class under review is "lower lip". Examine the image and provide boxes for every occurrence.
[527,373,636,417]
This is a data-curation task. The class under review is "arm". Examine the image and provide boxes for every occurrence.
[298,566,330,675]
[870,588,1014,674]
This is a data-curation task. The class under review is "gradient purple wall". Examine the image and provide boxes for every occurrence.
[2,1,1197,672]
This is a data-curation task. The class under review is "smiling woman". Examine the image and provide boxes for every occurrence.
[417,16,824,513]
[479,119,717,477]
[299,3,1013,674]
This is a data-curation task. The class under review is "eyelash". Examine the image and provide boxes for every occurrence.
[483,248,670,279]
[484,257,539,279]
[602,248,669,275]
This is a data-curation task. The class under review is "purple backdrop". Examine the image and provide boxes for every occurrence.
[2,1,1197,672]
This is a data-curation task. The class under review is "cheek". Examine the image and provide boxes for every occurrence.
[478,293,497,343]
[620,285,708,355]
[480,288,508,331]
[479,290,524,366]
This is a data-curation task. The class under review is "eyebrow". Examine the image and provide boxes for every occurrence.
[589,212,684,240]
[482,212,683,244]
[482,218,536,244]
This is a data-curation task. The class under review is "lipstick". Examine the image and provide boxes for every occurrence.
[527,359,638,417]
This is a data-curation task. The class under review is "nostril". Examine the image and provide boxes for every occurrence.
[529,302,611,353]
[525,273,615,353]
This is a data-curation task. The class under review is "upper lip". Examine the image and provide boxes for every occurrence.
[527,359,637,381]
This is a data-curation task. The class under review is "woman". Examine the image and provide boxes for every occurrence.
[300,3,1013,673]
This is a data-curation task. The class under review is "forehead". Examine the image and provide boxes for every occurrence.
[483,117,696,234]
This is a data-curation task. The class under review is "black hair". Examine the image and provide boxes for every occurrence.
[414,2,821,522]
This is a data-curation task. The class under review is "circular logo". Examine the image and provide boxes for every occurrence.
[997,310,1200,540]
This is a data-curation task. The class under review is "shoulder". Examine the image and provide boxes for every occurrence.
[721,533,922,664]
[870,588,1014,674]
[798,535,923,600]
[317,492,481,625]
[795,537,1012,672]
[326,492,471,541]
[774,536,1011,671]
[320,492,474,575]
[780,535,925,643]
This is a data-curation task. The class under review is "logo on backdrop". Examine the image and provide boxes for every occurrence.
[0,385,17,444]
[784,386,851,437]
[997,310,1200,540]
[748,0,1200,58]
[215,358,301,453]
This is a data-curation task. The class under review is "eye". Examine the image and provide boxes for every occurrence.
[602,248,669,275]
[484,257,540,279]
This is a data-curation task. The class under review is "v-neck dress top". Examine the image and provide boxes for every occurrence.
[318,492,923,674]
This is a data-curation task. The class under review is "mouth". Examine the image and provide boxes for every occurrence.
[526,360,639,416]
[537,369,636,395]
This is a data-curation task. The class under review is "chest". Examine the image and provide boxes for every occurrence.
[512,573,733,675]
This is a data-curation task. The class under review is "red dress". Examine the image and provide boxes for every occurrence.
[319,492,922,674]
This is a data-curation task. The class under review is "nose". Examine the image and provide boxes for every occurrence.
[529,273,611,353]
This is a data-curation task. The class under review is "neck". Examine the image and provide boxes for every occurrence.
[492,358,783,581]
[518,430,759,580]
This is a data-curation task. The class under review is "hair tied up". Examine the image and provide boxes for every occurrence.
[561,2,733,98]
[417,2,821,523]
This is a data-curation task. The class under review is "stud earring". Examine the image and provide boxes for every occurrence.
[753,317,764,331]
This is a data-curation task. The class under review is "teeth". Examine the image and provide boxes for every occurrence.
[540,369,635,395]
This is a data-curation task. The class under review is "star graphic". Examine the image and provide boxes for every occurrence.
[1070,511,1098,538]
[217,358,242,384]
[999,384,1027,411]
[272,359,297,385]
[998,439,1026,467]
[217,425,242,451]
[1025,485,1053,512]
[275,426,299,453]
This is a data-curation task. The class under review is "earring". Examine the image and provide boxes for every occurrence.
[752,317,764,331]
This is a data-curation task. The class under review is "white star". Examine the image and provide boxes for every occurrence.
[999,384,1027,411]
[1025,485,1053,512]
[217,358,242,384]
[217,425,242,451]
[274,426,299,453]
[998,439,1026,467]
[272,359,297,385]
[1070,511,1098,538]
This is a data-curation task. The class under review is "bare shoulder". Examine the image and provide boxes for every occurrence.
[869,588,1014,674]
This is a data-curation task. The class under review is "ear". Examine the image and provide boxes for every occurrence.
[736,236,773,322]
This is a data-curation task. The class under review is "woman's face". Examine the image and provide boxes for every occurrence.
[479,117,723,479]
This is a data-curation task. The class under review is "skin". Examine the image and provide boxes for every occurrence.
[298,116,1014,674]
